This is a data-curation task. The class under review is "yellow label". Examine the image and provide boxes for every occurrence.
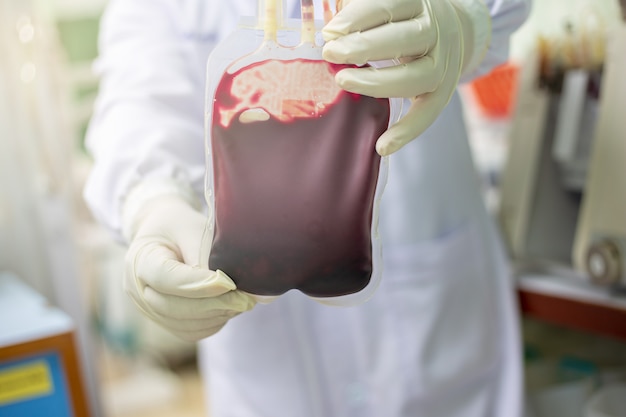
[0,361,53,406]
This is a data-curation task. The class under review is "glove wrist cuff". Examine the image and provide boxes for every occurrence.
[452,0,492,76]
[121,179,202,242]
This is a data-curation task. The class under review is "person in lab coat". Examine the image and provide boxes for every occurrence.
[84,0,531,416]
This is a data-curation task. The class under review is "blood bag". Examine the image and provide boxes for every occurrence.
[203,0,401,306]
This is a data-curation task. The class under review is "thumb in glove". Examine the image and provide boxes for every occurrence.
[122,181,256,341]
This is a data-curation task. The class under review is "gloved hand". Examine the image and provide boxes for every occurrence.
[322,0,491,156]
[122,182,256,342]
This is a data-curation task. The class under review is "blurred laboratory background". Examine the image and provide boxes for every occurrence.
[1,0,625,417]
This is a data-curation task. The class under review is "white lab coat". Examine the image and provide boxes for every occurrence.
[84,1,531,416]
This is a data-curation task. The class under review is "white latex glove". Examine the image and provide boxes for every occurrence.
[322,0,491,156]
[122,182,256,342]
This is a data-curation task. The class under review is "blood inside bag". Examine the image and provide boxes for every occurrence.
[209,58,390,297]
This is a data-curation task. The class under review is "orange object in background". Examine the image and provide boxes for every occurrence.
[469,63,520,118]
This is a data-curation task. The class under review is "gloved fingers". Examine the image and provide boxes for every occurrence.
[170,323,229,342]
[123,288,236,342]
[322,14,436,66]
[375,52,462,156]
[322,0,423,41]
[333,55,442,99]
[140,308,230,342]
[128,237,236,298]
[375,94,441,156]
[140,286,256,320]
[152,314,238,333]
[374,13,463,155]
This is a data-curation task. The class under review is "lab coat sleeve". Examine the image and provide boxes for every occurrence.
[83,0,207,241]
[459,0,531,83]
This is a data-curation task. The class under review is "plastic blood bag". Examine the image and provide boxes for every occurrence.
[204,0,399,305]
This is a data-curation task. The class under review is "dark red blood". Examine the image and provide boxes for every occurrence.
[209,59,390,297]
